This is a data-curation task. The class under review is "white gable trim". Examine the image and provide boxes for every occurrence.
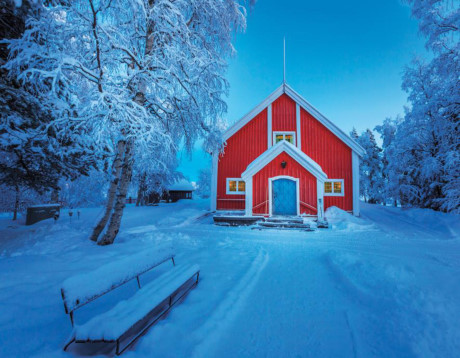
[241,141,328,182]
[267,104,272,148]
[224,86,284,141]
[284,84,365,156]
[352,151,360,216]
[210,152,218,211]
[222,83,365,157]
[296,103,301,150]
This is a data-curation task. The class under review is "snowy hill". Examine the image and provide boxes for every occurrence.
[0,200,459,357]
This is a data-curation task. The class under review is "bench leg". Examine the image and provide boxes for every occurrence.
[63,337,75,352]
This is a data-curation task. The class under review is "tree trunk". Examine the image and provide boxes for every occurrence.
[13,184,19,221]
[97,3,154,245]
[136,172,147,206]
[98,140,134,246]
[51,188,59,203]
[90,140,126,242]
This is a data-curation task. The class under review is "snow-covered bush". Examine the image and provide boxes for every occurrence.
[0,184,48,217]
[59,171,109,209]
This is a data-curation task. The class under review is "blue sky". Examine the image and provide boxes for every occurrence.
[178,0,427,182]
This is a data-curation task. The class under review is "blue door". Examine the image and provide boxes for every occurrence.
[272,179,297,215]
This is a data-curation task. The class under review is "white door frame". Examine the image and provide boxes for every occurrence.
[269,176,300,216]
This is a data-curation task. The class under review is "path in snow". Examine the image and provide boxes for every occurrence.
[0,200,459,357]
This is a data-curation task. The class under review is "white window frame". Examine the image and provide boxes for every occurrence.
[324,179,345,197]
[226,178,246,195]
[273,131,296,146]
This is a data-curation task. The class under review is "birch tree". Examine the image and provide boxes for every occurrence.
[5,0,249,243]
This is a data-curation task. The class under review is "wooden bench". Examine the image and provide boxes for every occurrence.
[60,247,200,355]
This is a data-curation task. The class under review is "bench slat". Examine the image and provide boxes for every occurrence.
[61,245,174,313]
[74,264,199,341]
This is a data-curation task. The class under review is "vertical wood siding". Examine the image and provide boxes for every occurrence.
[252,152,317,216]
[217,92,354,214]
[217,109,267,210]
[300,108,353,211]
[271,94,297,133]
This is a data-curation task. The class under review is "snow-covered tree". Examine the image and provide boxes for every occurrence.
[59,170,109,209]
[382,0,460,212]
[350,127,359,140]
[355,129,384,204]
[5,0,250,243]
[0,0,99,220]
[132,145,180,206]
[375,117,399,205]
[0,183,48,219]
[196,167,212,199]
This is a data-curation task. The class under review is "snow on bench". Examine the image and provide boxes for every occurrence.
[74,264,199,341]
[60,245,200,355]
[61,245,174,314]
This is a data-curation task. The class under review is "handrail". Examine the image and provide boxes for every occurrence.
[252,200,268,210]
[217,198,245,201]
[300,201,317,212]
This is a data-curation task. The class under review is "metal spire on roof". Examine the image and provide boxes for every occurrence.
[283,37,286,85]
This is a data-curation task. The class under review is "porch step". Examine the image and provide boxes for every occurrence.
[252,224,314,232]
[316,219,329,229]
[259,221,310,229]
[265,217,304,224]
[254,221,314,231]
[213,215,263,226]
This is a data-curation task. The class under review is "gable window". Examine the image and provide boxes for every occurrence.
[324,179,344,196]
[273,131,296,146]
[226,178,245,195]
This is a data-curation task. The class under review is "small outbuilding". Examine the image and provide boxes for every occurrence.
[165,179,195,202]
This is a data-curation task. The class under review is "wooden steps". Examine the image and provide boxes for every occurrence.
[213,214,328,231]
[264,217,304,224]
[254,217,314,231]
[253,222,314,231]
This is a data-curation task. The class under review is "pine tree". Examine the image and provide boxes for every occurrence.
[356,129,384,204]
[385,0,460,212]
[0,0,99,220]
[375,117,399,206]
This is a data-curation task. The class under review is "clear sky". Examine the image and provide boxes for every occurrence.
[178,0,427,182]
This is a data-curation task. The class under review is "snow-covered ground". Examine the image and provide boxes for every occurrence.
[0,200,459,358]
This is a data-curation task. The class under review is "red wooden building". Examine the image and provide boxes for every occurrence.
[211,83,365,218]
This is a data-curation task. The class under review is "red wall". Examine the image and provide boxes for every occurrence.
[300,108,353,211]
[217,92,354,214]
[217,109,267,210]
[272,94,296,132]
[253,152,317,216]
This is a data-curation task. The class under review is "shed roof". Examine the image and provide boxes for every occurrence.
[167,179,195,191]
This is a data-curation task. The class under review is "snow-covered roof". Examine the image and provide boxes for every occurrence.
[167,179,195,191]
[28,204,61,208]
[241,140,328,181]
[223,83,365,157]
